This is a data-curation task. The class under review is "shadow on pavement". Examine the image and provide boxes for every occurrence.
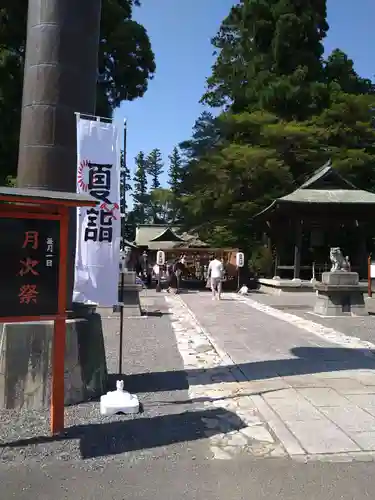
[141,310,172,317]
[107,370,190,392]
[122,346,375,393]
[0,408,245,459]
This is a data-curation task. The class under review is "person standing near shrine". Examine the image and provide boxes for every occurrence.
[166,259,178,293]
[207,253,224,300]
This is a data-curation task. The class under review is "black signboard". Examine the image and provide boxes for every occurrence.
[0,218,60,317]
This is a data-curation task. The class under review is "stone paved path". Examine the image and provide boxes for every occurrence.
[177,291,375,462]
[165,294,283,460]
[249,291,375,345]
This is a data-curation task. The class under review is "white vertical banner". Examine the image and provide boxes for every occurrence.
[73,116,121,306]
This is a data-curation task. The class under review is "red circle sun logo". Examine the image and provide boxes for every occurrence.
[77,160,89,191]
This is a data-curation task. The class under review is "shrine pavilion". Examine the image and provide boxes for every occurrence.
[252,161,375,293]
[133,224,239,279]
[134,224,209,253]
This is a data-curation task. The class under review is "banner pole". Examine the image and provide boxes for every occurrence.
[118,118,127,375]
[119,269,124,374]
[74,111,113,122]
[122,119,127,223]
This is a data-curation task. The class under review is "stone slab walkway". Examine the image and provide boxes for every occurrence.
[177,291,375,462]
[165,294,284,460]
[249,290,375,345]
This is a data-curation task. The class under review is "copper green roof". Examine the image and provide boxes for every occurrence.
[135,224,208,249]
[253,161,375,219]
[298,160,356,190]
[150,227,184,242]
[280,189,375,204]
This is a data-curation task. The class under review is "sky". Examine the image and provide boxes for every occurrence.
[114,0,375,194]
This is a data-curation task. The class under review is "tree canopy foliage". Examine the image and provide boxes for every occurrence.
[0,0,155,183]
[132,151,149,224]
[129,147,183,225]
[146,148,164,190]
[178,0,375,252]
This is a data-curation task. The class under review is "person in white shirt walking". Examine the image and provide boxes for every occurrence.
[207,254,224,300]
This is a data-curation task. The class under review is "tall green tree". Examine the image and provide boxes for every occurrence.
[132,151,149,224]
[120,149,132,239]
[148,188,178,224]
[168,147,183,194]
[179,112,221,161]
[180,0,375,250]
[324,49,375,95]
[202,0,330,119]
[146,148,164,189]
[123,209,137,243]
[97,0,155,116]
[0,3,24,185]
[0,0,155,183]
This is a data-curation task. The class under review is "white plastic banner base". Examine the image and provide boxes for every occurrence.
[100,380,139,416]
[73,116,121,306]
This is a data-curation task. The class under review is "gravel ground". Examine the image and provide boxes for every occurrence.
[0,292,211,467]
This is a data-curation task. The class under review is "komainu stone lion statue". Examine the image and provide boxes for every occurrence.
[329,247,351,272]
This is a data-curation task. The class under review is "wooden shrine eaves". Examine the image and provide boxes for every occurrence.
[0,186,97,208]
[279,188,375,204]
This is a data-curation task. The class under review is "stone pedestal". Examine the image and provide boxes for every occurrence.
[112,271,142,316]
[313,272,367,316]
[258,278,314,295]
[0,313,107,409]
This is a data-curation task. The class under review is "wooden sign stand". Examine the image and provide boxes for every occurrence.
[0,186,97,435]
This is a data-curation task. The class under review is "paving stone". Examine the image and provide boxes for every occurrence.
[235,397,257,411]
[216,415,243,433]
[220,445,240,457]
[241,378,290,394]
[353,371,375,386]
[240,425,274,443]
[312,452,375,463]
[269,444,287,457]
[324,378,375,394]
[210,446,232,460]
[249,442,276,457]
[209,432,227,444]
[297,387,350,407]
[202,417,221,429]
[285,420,360,454]
[225,431,249,446]
[210,373,235,383]
[211,399,231,409]
[284,374,329,388]
[319,406,375,433]
[317,371,360,379]
[264,393,325,421]
[195,344,212,353]
[262,388,299,400]
[349,431,375,451]
[239,415,263,426]
[251,394,305,456]
[345,394,375,408]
